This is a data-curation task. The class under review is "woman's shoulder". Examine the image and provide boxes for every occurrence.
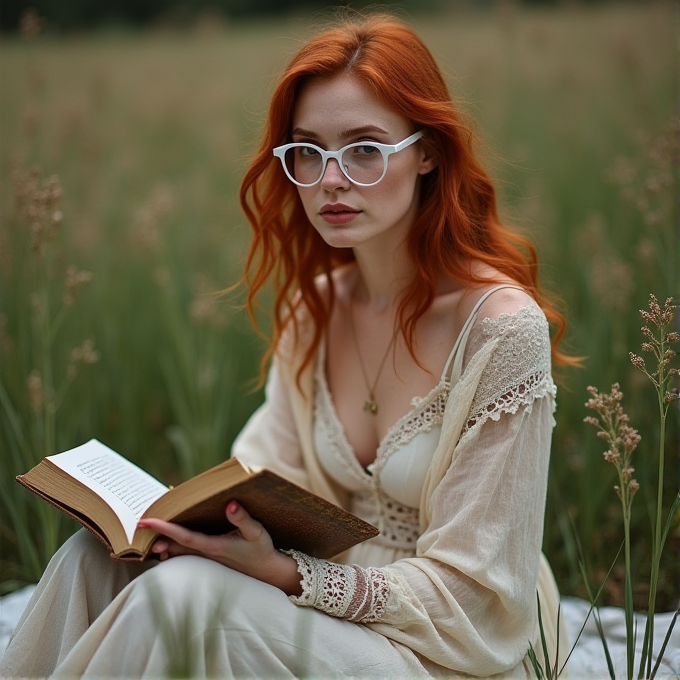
[452,268,550,364]
[459,279,554,415]
[473,285,537,321]
[466,290,551,374]
[448,264,540,327]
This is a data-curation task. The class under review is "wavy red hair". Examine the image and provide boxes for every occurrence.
[239,13,576,382]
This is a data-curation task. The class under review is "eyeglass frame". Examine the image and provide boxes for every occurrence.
[272,130,424,187]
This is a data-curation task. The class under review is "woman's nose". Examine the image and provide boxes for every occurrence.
[320,158,350,191]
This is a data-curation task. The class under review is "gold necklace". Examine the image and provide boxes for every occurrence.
[349,301,398,415]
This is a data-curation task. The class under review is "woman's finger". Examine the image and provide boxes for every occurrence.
[138,518,217,554]
[225,501,264,542]
[150,538,169,553]
[150,534,204,559]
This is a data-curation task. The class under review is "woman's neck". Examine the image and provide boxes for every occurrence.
[351,242,413,313]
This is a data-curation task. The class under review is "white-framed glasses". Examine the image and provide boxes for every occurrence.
[272,130,424,187]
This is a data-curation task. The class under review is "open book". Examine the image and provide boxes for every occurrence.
[17,439,378,561]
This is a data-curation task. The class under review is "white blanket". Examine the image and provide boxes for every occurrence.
[0,586,678,677]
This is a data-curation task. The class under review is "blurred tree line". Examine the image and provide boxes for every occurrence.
[3,0,436,33]
[1,0,633,33]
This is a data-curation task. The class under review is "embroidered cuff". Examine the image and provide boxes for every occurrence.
[283,550,389,623]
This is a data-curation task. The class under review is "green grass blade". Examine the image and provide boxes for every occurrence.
[649,607,678,680]
[536,592,553,679]
[527,644,546,680]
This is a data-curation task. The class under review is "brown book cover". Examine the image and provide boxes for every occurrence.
[16,440,379,561]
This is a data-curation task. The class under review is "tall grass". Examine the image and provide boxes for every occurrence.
[0,2,677,609]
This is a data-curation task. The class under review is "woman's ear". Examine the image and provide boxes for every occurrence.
[417,140,437,176]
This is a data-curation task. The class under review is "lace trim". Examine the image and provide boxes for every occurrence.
[286,548,316,607]
[359,567,390,623]
[352,491,420,549]
[374,384,449,466]
[463,305,555,437]
[314,356,450,485]
[314,364,370,488]
[284,550,389,623]
[463,371,556,436]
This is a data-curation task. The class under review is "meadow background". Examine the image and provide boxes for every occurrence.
[0,1,678,612]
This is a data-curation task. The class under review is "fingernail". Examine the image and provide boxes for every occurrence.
[227,501,239,514]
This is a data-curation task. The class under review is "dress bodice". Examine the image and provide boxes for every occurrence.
[314,360,450,505]
[312,286,515,550]
[314,356,449,549]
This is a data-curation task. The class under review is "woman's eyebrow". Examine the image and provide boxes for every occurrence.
[338,125,389,139]
[291,125,389,140]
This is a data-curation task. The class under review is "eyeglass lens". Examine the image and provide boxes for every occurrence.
[283,144,385,185]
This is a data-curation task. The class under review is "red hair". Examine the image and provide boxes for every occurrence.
[239,13,576,382]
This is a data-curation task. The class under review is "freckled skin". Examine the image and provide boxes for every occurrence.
[292,73,435,254]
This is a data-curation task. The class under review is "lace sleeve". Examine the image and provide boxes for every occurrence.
[462,304,555,436]
[283,550,390,623]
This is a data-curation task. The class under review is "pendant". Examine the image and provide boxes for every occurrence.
[363,399,378,415]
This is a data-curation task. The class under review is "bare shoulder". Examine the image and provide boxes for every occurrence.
[475,285,536,321]
[452,262,530,318]
[427,265,535,331]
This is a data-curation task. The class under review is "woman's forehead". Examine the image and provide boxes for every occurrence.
[292,73,408,139]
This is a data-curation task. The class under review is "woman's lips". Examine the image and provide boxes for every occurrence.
[319,203,361,225]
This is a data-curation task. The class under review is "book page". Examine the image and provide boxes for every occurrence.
[47,439,168,544]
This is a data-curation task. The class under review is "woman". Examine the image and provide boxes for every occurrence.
[1,13,572,679]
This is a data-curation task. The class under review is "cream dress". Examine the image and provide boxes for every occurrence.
[0,285,566,679]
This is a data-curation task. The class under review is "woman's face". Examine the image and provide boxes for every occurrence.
[290,73,435,251]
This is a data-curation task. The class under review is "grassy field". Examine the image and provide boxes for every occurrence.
[0,2,678,609]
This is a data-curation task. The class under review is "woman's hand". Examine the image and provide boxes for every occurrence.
[137,501,302,596]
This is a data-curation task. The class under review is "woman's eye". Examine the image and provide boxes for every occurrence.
[298,146,319,157]
[353,145,379,156]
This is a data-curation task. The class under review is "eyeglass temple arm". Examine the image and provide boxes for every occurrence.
[393,130,424,152]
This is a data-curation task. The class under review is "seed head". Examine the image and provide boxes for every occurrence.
[130,184,174,254]
[604,450,621,464]
[67,339,100,379]
[64,266,93,306]
[629,479,640,498]
[13,166,64,254]
[630,352,645,370]
[585,383,640,499]
[71,339,100,365]
[27,369,43,412]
